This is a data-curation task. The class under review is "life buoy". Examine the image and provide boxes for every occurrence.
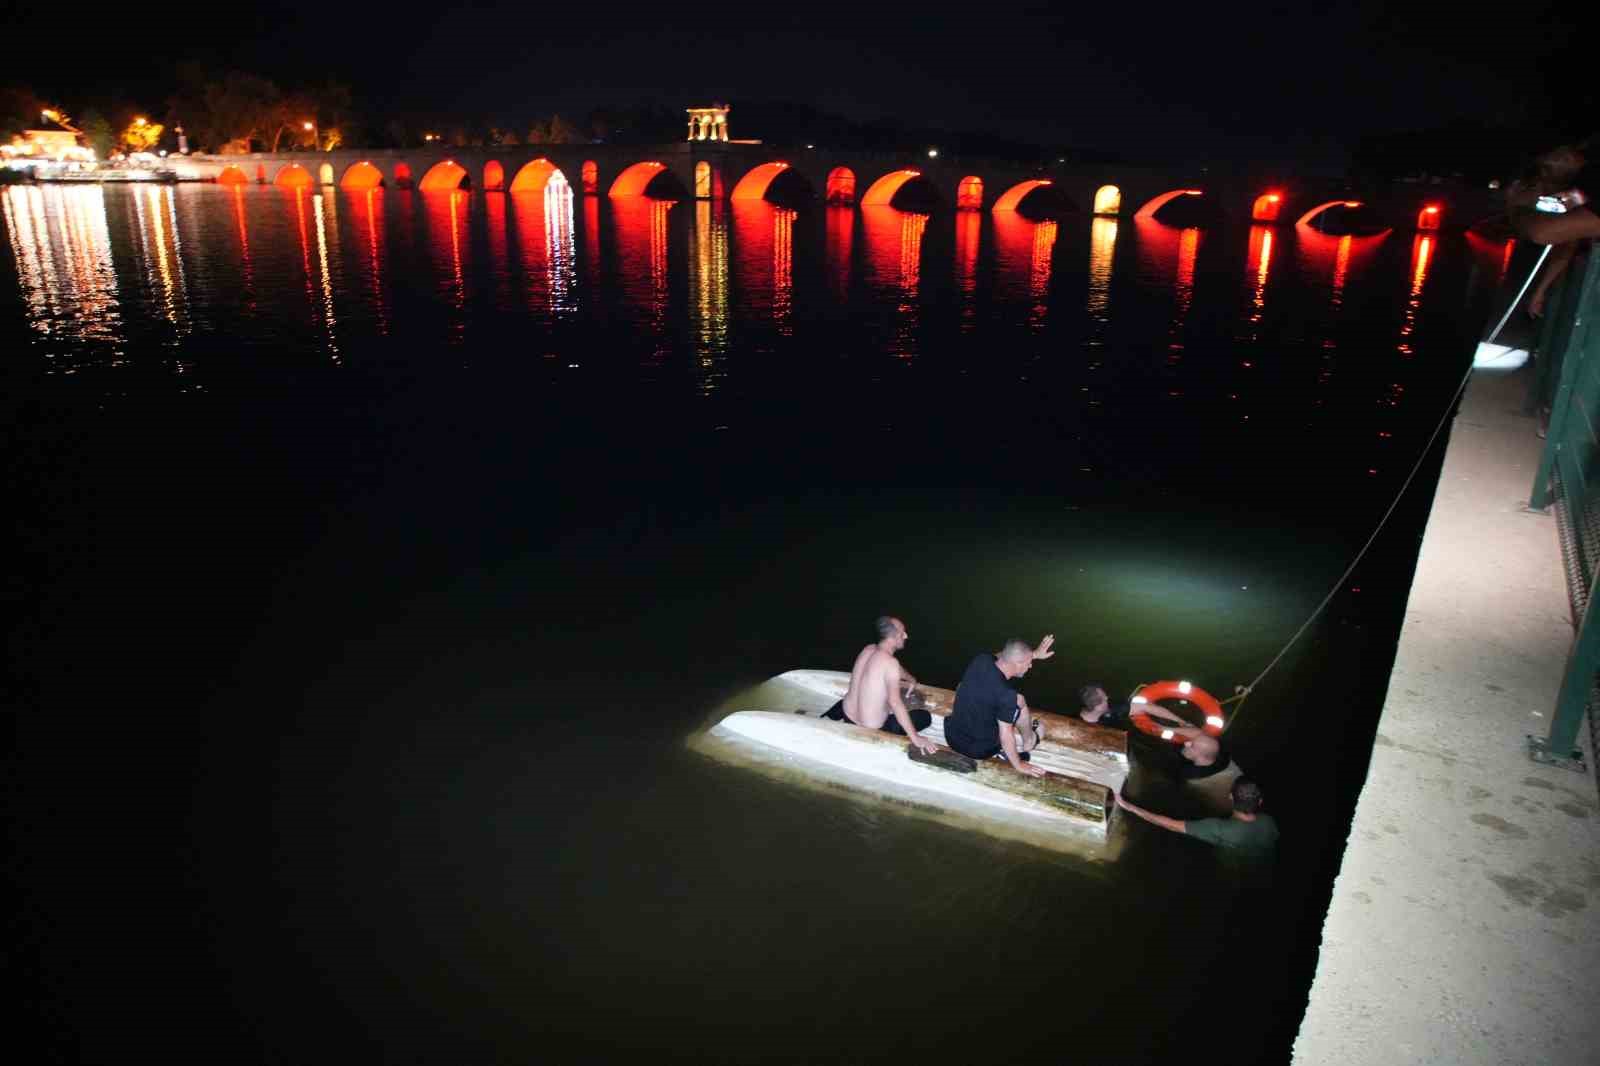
[1129,680,1226,742]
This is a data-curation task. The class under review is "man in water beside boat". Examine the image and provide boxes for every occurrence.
[823,616,940,755]
[1077,684,1190,731]
[944,637,1057,777]
[1115,777,1278,855]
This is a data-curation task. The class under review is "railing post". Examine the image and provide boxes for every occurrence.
[1531,558,1600,771]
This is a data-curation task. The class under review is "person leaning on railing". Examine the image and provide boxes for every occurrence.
[1507,137,1600,252]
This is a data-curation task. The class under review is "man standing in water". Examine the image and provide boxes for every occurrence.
[944,637,1056,777]
[1115,778,1278,855]
[823,616,939,755]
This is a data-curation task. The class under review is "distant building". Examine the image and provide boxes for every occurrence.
[686,105,730,143]
[3,113,93,163]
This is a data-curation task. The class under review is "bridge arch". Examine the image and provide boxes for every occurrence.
[861,169,926,207]
[608,161,687,199]
[340,161,384,189]
[484,161,505,191]
[1416,203,1442,231]
[993,179,1053,212]
[1134,188,1203,220]
[318,163,334,186]
[394,163,413,189]
[419,160,470,191]
[510,158,568,194]
[609,161,665,197]
[826,167,857,204]
[731,161,792,200]
[1093,184,1121,215]
[582,161,598,194]
[1251,192,1282,222]
[957,176,983,209]
[273,163,313,189]
[216,165,249,185]
[1294,200,1359,227]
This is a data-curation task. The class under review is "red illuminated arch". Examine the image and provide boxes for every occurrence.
[826,167,857,204]
[609,161,667,197]
[1093,184,1121,215]
[1251,192,1282,222]
[510,158,568,193]
[484,161,505,191]
[861,169,922,206]
[419,160,469,191]
[582,161,598,194]
[731,162,792,200]
[957,176,983,209]
[1134,189,1203,220]
[273,163,313,189]
[394,163,413,189]
[1294,200,1360,227]
[1416,204,1442,231]
[992,179,1053,212]
[340,161,384,189]
[217,165,249,185]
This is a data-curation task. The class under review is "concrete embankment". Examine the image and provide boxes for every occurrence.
[1293,368,1600,1065]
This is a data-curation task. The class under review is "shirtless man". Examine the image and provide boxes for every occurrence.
[822,616,939,755]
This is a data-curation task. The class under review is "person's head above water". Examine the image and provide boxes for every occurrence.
[1078,684,1110,721]
[1231,777,1264,815]
[1181,733,1220,766]
[874,615,907,652]
[996,638,1036,679]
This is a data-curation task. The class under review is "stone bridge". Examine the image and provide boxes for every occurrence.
[170,140,1498,232]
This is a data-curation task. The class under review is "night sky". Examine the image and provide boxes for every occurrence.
[5,0,1592,165]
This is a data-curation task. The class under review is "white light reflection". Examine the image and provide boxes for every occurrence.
[690,199,730,394]
[312,192,340,361]
[1,184,124,359]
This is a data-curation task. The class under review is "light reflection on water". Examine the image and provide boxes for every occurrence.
[3,181,1518,1064]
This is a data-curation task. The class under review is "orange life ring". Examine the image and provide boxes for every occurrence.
[1128,680,1226,743]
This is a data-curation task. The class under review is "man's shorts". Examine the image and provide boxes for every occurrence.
[823,700,933,735]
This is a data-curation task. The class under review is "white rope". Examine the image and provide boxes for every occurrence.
[1237,358,1478,701]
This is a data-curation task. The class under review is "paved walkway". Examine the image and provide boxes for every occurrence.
[1293,368,1600,1064]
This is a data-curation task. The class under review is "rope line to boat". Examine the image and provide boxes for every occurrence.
[1221,357,1480,731]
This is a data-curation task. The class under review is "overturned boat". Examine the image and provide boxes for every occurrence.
[706,670,1128,840]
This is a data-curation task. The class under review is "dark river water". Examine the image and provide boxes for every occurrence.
[4,181,1513,1063]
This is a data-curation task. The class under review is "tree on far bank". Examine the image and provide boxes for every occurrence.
[79,110,114,159]
[120,117,163,153]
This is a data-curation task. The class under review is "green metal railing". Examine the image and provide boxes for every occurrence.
[1529,247,1600,772]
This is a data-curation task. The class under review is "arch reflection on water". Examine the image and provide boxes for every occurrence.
[859,206,927,358]
[2,184,124,355]
[510,170,577,328]
[955,208,982,331]
[730,200,796,338]
[993,210,1057,330]
[611,197,675,362]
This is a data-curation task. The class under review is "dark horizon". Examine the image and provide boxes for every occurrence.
[6,1,1592,172]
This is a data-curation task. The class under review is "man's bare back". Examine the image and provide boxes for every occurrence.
[833,616,936,754]
[843,643,900,729]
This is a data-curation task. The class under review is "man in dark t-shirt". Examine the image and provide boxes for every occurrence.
[944,636,1055,777]
[1115,778,1278,857]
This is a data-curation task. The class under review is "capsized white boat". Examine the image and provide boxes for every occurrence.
[705,670,1128,839]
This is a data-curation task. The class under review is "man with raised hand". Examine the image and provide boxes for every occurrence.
[943,636,1056,777]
